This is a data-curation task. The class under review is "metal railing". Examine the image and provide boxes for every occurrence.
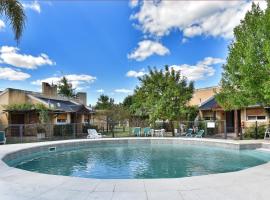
[1,120,265,144]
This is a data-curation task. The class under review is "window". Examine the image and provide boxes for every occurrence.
[247,115,266,121]
[57,119,67,123]
[56,114,67,124]
[204,116,214,120]
[257,116,266,120]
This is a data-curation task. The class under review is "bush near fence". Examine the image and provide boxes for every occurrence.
[244,124,267,139]
[53,124,73,136]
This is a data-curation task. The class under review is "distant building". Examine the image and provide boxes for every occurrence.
[0,82,94,139]
[189,86,219,106]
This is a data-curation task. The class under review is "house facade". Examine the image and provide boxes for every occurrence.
[0,82,94,140]
[194,87,268,136]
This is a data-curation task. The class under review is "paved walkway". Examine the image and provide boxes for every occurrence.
[0,138,270,200]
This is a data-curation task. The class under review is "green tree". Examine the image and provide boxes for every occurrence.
[123,95,133,109]
[57,76,75,97]
[95,94,114,110]
[133,66,194,136]
[0,0,26,42]
[216,2,270,114]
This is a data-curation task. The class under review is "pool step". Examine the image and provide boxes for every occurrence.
[261,142,270,149]
[256,148,270,152]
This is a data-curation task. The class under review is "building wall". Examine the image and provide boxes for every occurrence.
[241,107,268,128]
[8,89,27,104]
[0,89,28,126]
[0,91,9,126]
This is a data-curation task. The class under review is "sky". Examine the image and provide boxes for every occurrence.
[0,0,267,105]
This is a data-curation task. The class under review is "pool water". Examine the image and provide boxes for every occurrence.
[13,144,270,179]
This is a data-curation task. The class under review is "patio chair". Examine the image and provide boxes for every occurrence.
[87,129,102,139]
[264,128,270,139]
[160,129,165,137]
[143,127,151,137]
[185,128,194,137]
[133,127,141,136]
[194,130,204,138]
[0,131,6,144]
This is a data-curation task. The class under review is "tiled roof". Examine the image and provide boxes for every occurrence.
[199,96,220,110]
[34,96,94,113]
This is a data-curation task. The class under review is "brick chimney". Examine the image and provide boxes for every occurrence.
[42,82,57,97]
[76,92,87,105]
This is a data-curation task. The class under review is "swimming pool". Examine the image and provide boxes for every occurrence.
[11,143,270,179]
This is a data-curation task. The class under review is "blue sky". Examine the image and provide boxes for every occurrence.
[0,0,266,105]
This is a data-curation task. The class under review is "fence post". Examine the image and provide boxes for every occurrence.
[255,121,258,139]
[19,125,23,143]
[73,123,76,139]
[205,121,207,136]
[224,120,227,139]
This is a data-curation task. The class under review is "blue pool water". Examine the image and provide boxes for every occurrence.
[13,144,270,179]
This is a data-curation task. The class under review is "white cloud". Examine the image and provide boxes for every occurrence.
[23,1,41,13]
[169,57,225,81]
[0,67,30,81]
[0,46,55,69]
[128,40,169,61]
[126,69,147,78]
[0,20,5,31]
[181,38,188,44]
[131,0,267,39]
[129,0,139,8]
[198,57,226,66]
[96,89,104,93]
[114,89,133,94]
[31,74,96,88]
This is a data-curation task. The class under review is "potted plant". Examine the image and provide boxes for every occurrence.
[37,126,46,139]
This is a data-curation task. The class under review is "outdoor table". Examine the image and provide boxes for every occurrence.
[154,129,162,137]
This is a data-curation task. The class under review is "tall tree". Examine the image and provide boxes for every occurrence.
[57,76,75,98]
[216,2,270,113]
[133,66,194,136]
[95,94,114,110]
[0,0,26,42]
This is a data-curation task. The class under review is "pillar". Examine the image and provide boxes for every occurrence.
[234,109,239,137]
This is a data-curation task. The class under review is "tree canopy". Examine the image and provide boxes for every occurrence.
[132,66,194,133]
[0,0,26,42]
[57,76,75,98]
[95,94,114,110]
[216,1,270,110]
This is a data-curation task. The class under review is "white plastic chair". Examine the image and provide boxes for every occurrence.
[160,129,165,137]
[264,128,270,139]
[87,129,102,139]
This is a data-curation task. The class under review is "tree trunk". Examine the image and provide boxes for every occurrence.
[170,121,175,137]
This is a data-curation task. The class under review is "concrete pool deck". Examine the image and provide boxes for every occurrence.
[1,138,270,200]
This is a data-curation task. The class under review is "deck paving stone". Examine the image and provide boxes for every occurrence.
[1,138,270,199]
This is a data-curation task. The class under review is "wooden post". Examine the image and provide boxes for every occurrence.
[234,109,239,138]
[224,120,227,139]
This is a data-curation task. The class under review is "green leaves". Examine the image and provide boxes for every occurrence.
[217,2,270,110]
[4,103,50,123]
[4,103,34,111]
[133,66,194,123]
[57,76,76,98]
[95,94,114,110]
[0,0,26,42]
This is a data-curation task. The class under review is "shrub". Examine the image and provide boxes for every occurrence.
[244,124,267,139]
[53,124,73,136]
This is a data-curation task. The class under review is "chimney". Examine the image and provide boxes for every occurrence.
[42,82,57,97]
[76,92,87,105]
